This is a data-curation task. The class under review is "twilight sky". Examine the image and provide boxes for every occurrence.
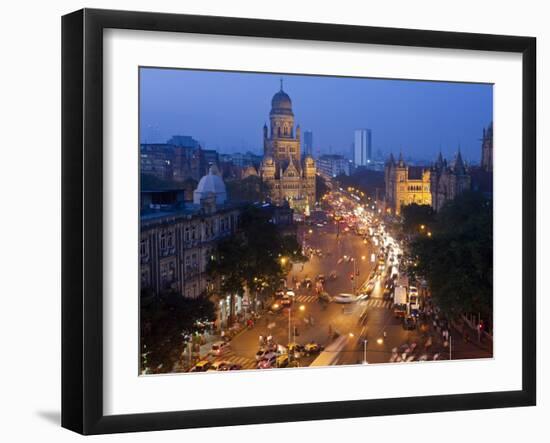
[139,67,493,164]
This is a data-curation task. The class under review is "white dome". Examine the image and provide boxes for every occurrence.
[193,165,227,205]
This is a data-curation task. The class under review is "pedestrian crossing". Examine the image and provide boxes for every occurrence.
[295,294,318,303]
[213,351,256,370]
[362,299,392,309]
[292,294,393,309]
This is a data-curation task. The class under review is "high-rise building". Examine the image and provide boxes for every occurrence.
[354,129,372,166]
[316,154,351,181]
[303,131,313,157]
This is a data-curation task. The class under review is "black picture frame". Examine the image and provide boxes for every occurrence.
[62,8,536,435]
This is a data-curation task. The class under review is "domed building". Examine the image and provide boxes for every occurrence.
[260,81,316,213]
[193,164,227,205]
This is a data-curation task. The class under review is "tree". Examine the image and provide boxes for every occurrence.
[207,205,307,318]
[140,291,216,373]
[401,203,435,234]
[410,191,493,320]
[315,174,329,202]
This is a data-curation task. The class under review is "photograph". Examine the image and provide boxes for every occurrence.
[138,68,494,375]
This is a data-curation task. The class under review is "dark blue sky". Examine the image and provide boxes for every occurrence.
[140,68,492,164]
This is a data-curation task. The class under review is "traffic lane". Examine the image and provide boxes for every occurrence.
[231,221,376,364]
[295,226,374,295]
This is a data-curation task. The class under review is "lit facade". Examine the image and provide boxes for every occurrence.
[260,83,316,213]
[384,153,432,215]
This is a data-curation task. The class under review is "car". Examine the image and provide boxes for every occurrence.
[304,342,324,354]
[270,301,283,313]
[208,360,233,371]
[318,291,332,303]
[210,341,230,356]
[403,316,417,330]
[218,362,242,371]
[334,293,356,304]
[281,295,292,307]
[257,354,277,369]
[365,281,375,294]
[329,271,338,280]
[276,354,289,368]
[255,349,274,361]
[189,360,212,372]
[285,290,296,298]
[286,342,305,355]
[275,289,285,298]
[316,274,326,283]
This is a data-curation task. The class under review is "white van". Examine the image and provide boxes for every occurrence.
[334,293,356,304]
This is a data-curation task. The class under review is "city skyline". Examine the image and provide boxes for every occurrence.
[140,67,493,164]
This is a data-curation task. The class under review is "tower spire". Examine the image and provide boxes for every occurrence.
[280,77,283,91]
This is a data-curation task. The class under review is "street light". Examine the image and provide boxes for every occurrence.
[288,304,306,347]
[363,339,369,364]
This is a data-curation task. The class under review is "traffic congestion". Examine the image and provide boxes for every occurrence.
[187,188,464,373]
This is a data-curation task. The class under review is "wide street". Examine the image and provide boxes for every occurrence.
[221,191,445,369]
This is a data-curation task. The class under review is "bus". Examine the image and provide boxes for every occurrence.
[310,335,349,367]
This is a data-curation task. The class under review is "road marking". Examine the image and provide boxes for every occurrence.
[295,295,317,303]
[215,352,257,369]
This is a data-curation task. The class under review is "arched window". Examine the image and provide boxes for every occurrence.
[278,126,281,137]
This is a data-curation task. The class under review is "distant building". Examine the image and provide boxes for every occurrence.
[430,151,471,212]
[303,131,313,157]
[481,122,493,172]
[167,135,200,149]
[354,129,372,166]
[220,151,263,168]
[140,135,219,184]
[255,201,295,232]
[140,144,175,181]
[316,154,351,180]
[260,82,316,213]
[384,153,431,215]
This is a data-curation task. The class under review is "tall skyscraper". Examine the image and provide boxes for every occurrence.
[303,131,313,157]
[354,129,372,166]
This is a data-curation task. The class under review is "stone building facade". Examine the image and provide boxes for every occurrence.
[430,151,471,212]
[260,83,316,213]
[384,153,432,215]
[481,122,493,172]
[140,167,240,300]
